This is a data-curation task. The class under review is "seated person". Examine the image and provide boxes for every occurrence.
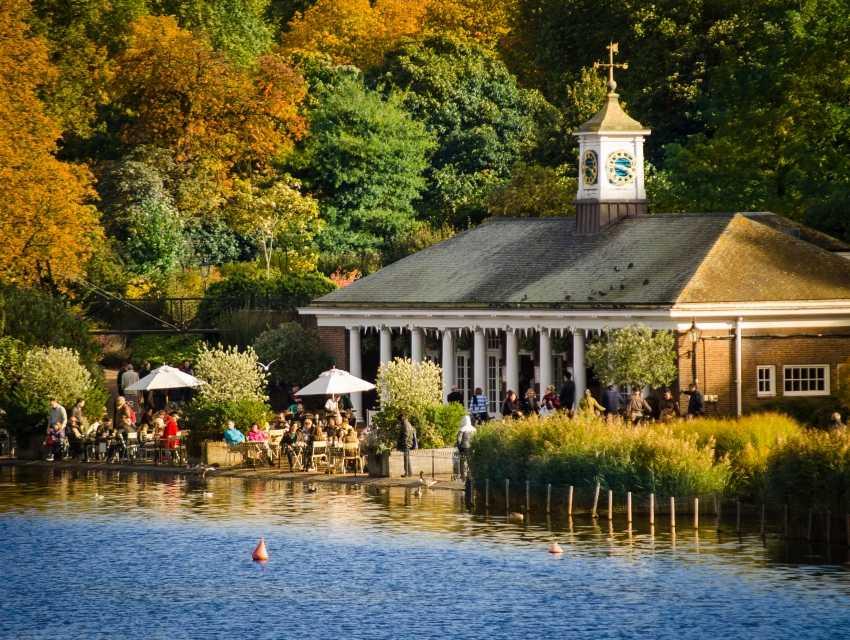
[223,421,245,445]
[247,423,268,442]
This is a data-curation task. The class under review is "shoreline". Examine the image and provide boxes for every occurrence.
[0,458,465,491]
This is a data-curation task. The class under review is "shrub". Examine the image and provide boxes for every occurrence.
[253,322,332,386]
[216,310,289,348]
[8,346,107,435]
[0,283,101,369]
[193,343,268,404]
[424,402,468,447]
[755,397,847,429]
[376,357,442,417]
[129,334,202,367]
[471,413,731,497]
[183,397,271,453]
[766,429,850,510]
[669,413,802,498]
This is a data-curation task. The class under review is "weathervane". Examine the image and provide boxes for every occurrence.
[593,41,628,94]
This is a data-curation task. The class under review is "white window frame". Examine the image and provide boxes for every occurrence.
[756,365,776,397]
[782,364,830,397]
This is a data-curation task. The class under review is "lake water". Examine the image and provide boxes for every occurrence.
[1,466,849,640]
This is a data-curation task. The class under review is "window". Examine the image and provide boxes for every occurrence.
[487,355,501,414]
[486,332,501,350]
[756,366,775,397]
[783,365,830,397]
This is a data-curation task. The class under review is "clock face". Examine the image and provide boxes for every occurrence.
[582,150,598,186]
[607,150,636,185]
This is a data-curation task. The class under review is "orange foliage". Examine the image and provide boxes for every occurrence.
[112,16,307,171]
[281,0,429,68]
[0,0,101,288]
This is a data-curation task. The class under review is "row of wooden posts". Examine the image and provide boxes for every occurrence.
[475,478,850,545]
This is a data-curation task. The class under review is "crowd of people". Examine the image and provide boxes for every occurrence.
[43,395,184,464]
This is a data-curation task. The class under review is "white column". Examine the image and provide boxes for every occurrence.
[348,327,363,423]
[379,326,392,365]
[573,329,586,403]
[441,329,454,400]
[538,329,552,395]
[505,328,519,394]
[735,317,743,417]
[410,327,424,363]
[473,327,486,395]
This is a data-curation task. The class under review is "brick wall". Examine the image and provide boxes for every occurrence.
[677,328,850,415]
[317,326,348,371]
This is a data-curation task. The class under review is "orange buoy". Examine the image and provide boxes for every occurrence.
[252,537,269,562]
[548,542,564,555]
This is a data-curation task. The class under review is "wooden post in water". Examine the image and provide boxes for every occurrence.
[807,509,813,542]
[627,492,633,527]
[760,504,766,538]
[505,479,510,514]
[546,484,552,514]
[731,500,738,533]
[525,480,531,513]
[607,489,613,521]
[670,497,676,529]
[567,485,574,517]
[693,498,699,529]
[431,449,435,479]
[592,482,601,518]
[649,493,655,526]
[784,504,789,538]
[485,479,490,508]
[713,494,719,516]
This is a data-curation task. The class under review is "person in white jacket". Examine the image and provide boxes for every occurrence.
[456,415,476,480]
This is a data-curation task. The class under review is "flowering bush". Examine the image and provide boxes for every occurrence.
[586,324,678,388]
[193,343,268,404]
[375,357,442,416]
[9,346,106,433]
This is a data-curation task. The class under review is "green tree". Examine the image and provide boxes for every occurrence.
[253,322,332,386]
[293,75,435,266]
[374,35,562,226]
[485,164,576,217]
[150,0,275,66]
[585,325,678,389]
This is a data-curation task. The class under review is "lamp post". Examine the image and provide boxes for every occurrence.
[689,321,701,384]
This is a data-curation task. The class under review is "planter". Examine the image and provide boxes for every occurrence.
[368,447,458,478]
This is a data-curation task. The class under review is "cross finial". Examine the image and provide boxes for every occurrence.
[593,41,629,94]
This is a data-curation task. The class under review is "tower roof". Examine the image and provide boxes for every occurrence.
[577,92,648,133]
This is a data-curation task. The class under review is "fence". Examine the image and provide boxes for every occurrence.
[464,478,850,545]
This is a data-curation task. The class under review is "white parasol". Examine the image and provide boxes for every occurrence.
[297,367,375,396]
[124,365,204,392]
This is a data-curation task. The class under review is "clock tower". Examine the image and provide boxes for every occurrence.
[574,43,650,234]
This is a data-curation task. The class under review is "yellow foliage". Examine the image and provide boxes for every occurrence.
[424,0,516,49]
[282,0,429,68]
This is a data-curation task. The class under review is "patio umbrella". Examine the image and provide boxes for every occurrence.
[124,365,204,392]
[296,367,375,396]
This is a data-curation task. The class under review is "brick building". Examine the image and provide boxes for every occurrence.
[301,72,850,421]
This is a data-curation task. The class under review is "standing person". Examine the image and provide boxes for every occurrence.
[578,388,605,416]
[684,382,704,419]
[447,385,464,405]
[398,413,416,478]
[116,364,127,397]
[522,388,540,415]
[455,415,476,480]
[71,399,86,429]
[281,423,300,470]
[46,399,67,461]
[121,364,140,418]
[602,384,622,419]
[324,394,340,415]
[48,398,67,435]
[659,389,680,423]
[559,372,576,414]
[469,387,489,425]
[627,390,652,425]
[829,412,846,430]
[501,390,521,419]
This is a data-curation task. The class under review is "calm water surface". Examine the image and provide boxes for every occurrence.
[1,466,849,640]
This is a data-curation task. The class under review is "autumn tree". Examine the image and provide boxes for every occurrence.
[423,0,516,50]
[281,0,428,69]
[110,16,307,215]
[0,0,102,288]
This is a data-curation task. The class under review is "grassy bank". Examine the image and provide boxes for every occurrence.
[470,413,850,508]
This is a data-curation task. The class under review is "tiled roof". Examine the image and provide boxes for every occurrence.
[313,213,850,309]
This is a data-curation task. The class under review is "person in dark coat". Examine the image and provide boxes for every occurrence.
[398,414,416,477]
[602,385,622,418]
[446,385,464,405]
[559,372,576,412]
[501,390,521,418]
[684,382,704,419]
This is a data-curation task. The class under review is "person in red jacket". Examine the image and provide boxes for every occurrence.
[162,412,179,449]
